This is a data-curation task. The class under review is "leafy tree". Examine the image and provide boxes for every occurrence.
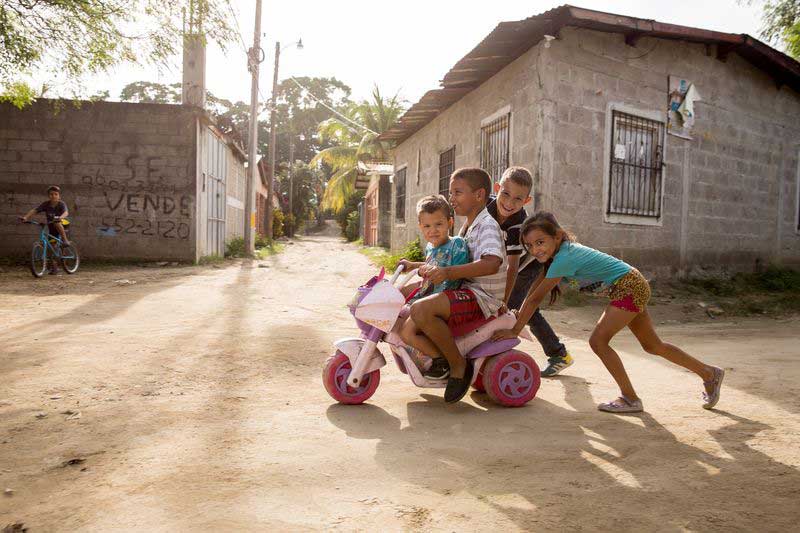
[0,0,235,106]
[276,161,325,232]
[119,80,251,144]
[119,81,182,104]
[271,76,352,165]
[311,86,405,213]
[747,0,800,59]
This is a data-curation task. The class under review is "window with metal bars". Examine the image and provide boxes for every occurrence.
[607,110,665,218]
[394,167,407,223]
[480,113,510,183]
[439,146,455,196]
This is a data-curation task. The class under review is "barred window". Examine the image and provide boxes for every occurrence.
[480,113,510,183]
[439,146,455,197]
[608,110,665,218]
[395,167,407,223]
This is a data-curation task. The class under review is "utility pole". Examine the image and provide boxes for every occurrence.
[288,135,294,237]
[266,41,280,239]
[244,0,263,255]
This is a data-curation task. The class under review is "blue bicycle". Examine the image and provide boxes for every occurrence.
[20,219,80,277]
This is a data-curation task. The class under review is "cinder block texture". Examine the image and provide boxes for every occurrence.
[390,27,800,277]
[0,100,198,261]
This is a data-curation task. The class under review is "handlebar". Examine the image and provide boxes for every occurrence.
[389,264,419,288]
[389,264,405,285]
[19,219,44,226]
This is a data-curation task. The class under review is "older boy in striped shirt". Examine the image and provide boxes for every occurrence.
[405,167,507,403]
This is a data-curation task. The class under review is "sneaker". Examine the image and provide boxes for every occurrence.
[423,357,450,380]
[541,353,574,377]
[444,361,474,403]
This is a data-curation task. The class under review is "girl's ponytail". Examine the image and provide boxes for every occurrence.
[519,212,575,305]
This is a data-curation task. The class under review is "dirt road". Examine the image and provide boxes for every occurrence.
[2,225,799,531]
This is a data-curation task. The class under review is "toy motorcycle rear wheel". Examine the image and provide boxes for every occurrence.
[482,350,540,407]
[323,351,380,404]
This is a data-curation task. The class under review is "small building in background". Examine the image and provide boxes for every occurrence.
[357,162,393,247]
[225,145,247,243]
[380,5,800,277]
[0,99,248,262]
[256,157,281,238]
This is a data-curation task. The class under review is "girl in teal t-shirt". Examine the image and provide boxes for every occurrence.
[492,211,724,414]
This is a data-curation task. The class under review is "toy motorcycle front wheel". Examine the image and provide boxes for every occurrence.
[482,350,540,407]
[322,351,380,404]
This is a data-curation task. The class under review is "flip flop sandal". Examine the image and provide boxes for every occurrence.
[597,396,643,413]
[702,366,725,410]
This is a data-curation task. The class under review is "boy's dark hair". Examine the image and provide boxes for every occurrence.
[450,167,491,201]
[501,166,533,192]
[416,194,453,220]
[47,186,61,194]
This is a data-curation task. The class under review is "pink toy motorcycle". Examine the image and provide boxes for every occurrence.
[322,265,541,407]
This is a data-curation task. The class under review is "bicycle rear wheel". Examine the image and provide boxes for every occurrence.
[30,242,46,278]
[60,242,80,274]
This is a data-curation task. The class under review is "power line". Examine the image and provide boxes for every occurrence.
[225,0,249,52]
[225,0,271,109]
[225,0,375,136]
[287,76,377,135]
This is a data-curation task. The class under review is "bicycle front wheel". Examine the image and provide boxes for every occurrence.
[60,242,80,274]
[30,242,46,278]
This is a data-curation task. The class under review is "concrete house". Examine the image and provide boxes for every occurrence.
[358,162,393,247]
[380,5,800,277]
[0,99,247,262]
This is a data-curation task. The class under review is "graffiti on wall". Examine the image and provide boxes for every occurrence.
[80,154,194,240]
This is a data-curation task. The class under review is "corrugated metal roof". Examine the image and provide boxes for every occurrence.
[379,4,800,144]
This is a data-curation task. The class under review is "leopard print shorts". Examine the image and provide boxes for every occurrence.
[608,269,651,313]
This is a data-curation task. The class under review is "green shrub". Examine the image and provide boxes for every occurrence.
[285,213,296,236]
[225,237,246,258]
[272,209,285,239]
[255,233,272,248]
[402,237,425,262]
[345,211,360,241]
[255,241,284,259]
[336,193,364,236]
[358,237,426,272]
[199,254,225,264]
[752,267,800,292]
[687,267,800,297]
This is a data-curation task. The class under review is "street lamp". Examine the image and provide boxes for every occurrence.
[265,38,302,239]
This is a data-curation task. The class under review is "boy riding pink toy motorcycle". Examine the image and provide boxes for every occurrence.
[322,265,541,407]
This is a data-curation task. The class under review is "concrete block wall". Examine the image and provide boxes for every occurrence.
[390,26,800,277]
[545,27,800,276]
[390,42,548,250]
[0,100,198,261]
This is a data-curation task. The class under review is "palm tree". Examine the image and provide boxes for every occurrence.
[311,86,405,212]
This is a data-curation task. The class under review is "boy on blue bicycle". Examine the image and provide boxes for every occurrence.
[20,186,71,274]
[19,185,71,246]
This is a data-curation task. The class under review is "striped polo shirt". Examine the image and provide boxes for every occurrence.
[460,207,507,317]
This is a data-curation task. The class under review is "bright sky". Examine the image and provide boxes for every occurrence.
[72,0,766,107]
